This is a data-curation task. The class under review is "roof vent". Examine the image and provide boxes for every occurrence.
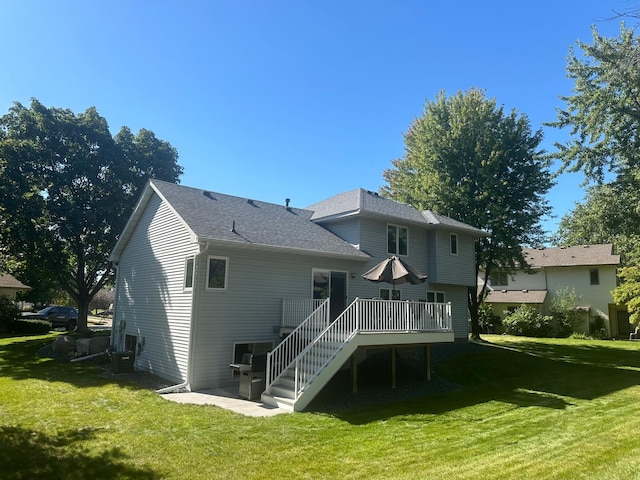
[285,198,290,207]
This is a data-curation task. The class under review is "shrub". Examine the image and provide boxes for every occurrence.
[478,302,501,333]
[589,315,609,340]
[550,287,584,337]
[502,305,552,337]
[8,319,51,335]
[0,296,20,333]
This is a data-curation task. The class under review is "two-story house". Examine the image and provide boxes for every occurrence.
[482,244,625,336]
[109,180,486,411]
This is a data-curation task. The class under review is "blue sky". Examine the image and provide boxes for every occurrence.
[0,1,631,236]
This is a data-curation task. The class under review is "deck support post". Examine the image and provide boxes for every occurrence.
[391,347,396,389]
[425,345,431,381]
[351,354,358,393]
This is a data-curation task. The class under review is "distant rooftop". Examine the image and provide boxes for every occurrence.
[524,244,619,268]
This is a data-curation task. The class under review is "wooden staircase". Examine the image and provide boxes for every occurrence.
[262,297,454,412]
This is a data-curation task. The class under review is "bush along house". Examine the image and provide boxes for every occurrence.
[109,180,487,411]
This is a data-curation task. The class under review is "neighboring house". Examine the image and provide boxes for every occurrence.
[109,180,486,411]
[481,244,625,336]
[0,273,30,300]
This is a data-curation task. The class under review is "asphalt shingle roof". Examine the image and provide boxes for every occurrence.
[523,244,619,268]
[151,180,370,259]
[0,273,30,290]
[306,188,487,236]
[485,289,547,304]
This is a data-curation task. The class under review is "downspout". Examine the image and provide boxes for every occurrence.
[110,261,122,351]
[156,239,207,394]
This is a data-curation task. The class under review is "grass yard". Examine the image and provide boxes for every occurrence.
[1,334,640,479]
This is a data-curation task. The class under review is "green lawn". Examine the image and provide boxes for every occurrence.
[2,334,640,479]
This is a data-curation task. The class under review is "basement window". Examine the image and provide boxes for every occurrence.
[231,341,273,379]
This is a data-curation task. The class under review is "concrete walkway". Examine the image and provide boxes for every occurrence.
[160,388,289,417]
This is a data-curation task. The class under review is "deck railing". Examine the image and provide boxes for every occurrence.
[268,298,452,400]
[267,298,330,389]
[357,299,451,332]
[281,298,326,328]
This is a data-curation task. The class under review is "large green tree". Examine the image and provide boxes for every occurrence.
[549,24,640,325]
[553,182,640,266]
[550,24,640,181]
[383,89,553,339]
[0,99,182,331]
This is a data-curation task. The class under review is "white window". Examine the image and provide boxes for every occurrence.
[427,291,445,303]
[184,257,194,289]
[387,224,408,255]
[206,256,228,290]
[450,233,458,255]
[489,271,508,287]
[380,288,401,300]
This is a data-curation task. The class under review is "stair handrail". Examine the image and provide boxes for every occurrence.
[291,298,453,399]
[293,297,361,399]
[265,298,330,392]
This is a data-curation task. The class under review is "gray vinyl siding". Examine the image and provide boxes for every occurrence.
[355,217,470,339]
[432,284,470,340]
[349,217,431,301]
[428,230,477,286]
[321,217,361,248]
[189,246,365,389]
[113,193,197,384]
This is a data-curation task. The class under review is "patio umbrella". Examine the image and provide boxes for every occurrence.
[361,255,427,287]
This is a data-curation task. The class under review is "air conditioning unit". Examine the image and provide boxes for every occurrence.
[111,351,135,374]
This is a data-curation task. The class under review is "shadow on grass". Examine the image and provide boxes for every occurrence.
[0,335,141,390]
[0,426,160,479]
[313,340,640,424]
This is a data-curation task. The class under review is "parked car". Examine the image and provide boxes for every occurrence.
[21,306,78,331]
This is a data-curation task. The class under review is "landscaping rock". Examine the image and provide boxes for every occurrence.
[76,338,91,355]
[89,335,110,354]
[52,335,76,354]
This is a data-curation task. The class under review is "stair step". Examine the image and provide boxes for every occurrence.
[261,393,295,412]
[269,383,296,399]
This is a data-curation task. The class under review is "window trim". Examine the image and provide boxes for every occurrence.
[450,233,458,256]
[206,255,229,290]
[489,271,508,287]
[387,224,409,256]
[380,288,401,300]
[184,257,195,290]
[427,291,446,303]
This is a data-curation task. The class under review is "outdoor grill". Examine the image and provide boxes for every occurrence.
[229,352,267,400]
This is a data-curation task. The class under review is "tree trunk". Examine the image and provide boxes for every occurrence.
[75,297,91,334]
[468,286,482,340]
